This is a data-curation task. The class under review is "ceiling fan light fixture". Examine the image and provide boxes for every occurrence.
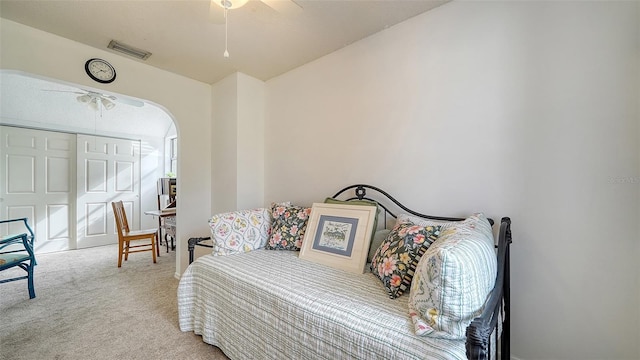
[101,98,116,110]
[216,0,248,10]
[88,97,99,111]
[77,94,92,104]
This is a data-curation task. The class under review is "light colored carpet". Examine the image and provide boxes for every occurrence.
[0,244,229,360]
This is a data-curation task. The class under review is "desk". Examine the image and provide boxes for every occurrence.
[144,209,176,254]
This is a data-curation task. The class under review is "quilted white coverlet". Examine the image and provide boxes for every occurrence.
[178,249,466,360]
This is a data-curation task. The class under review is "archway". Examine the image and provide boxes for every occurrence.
[0,70,177,253]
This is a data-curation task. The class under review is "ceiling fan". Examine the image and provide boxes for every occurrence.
[208,0,302,23]
[209,0,302,57]
[43,88,144,111]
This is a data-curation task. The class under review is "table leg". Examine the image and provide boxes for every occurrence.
[156,217,162,257]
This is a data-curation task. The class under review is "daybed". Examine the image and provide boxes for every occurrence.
[178,184,512,360]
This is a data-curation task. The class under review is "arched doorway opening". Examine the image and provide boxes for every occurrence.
[0,70,177,253]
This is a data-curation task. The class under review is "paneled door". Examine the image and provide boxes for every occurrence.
[0,126,75,252]
[76,135,141,248]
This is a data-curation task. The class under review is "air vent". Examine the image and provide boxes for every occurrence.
[107,40,152,60]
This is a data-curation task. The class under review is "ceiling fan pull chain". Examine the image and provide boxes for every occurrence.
[93,110,98,151]
[224,6,229,58]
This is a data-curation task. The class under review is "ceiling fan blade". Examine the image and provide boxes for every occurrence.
[79,89,143,108]
[43,88,142,109]
[208,0,301,23]
[42,89,85,95]
[112,96,144,108]
[260,0,302,15]
[101,98,116,110]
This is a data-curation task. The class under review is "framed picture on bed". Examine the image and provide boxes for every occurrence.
[300,202,377,274]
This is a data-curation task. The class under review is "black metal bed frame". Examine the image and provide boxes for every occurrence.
[332,184,511,360]
[187,184,512,360]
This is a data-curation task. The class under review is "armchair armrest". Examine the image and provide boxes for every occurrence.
[188,237,212,264]
[0,233,35,272]
[0,218,35,257]
[0,218,37,299]
[0,218,34,242]
[1,232,30,250]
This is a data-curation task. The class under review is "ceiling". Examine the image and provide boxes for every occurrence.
[0,71,175,139]
[0,0,448,84]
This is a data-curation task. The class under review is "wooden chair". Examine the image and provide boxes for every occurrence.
[112,201,157,267]
[0,217,36,299]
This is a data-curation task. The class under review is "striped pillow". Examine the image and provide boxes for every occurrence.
[408,213,497,339]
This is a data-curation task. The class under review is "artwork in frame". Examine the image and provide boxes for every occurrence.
[300,202,377,274]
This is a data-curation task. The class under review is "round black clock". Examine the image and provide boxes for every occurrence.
[85,58,116,84]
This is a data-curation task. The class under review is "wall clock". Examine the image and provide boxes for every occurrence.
[85,58,116,84]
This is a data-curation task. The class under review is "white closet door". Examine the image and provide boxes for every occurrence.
[0,126,75,253]
[76,135,141,248]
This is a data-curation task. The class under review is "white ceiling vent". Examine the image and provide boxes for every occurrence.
[107,40,152,60]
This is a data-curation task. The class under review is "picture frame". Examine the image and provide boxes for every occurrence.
[300,202,377,274]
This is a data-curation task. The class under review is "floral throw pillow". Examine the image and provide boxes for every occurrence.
[265,204,311,251]
[371,220,441,299]
[208,208,271,256]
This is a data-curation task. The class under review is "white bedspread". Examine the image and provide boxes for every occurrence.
[178,249,466,360]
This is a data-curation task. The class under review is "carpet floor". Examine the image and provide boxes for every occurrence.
[0,244,228,360]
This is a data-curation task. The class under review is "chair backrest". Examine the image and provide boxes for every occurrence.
[111,201,130,236]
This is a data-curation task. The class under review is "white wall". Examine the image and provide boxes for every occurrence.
[236,73,265,210]
[0,19,212,276]
[211,72,265,213]
[140,137,165,229]
[212,74,239,213]
[265,1,639,359]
